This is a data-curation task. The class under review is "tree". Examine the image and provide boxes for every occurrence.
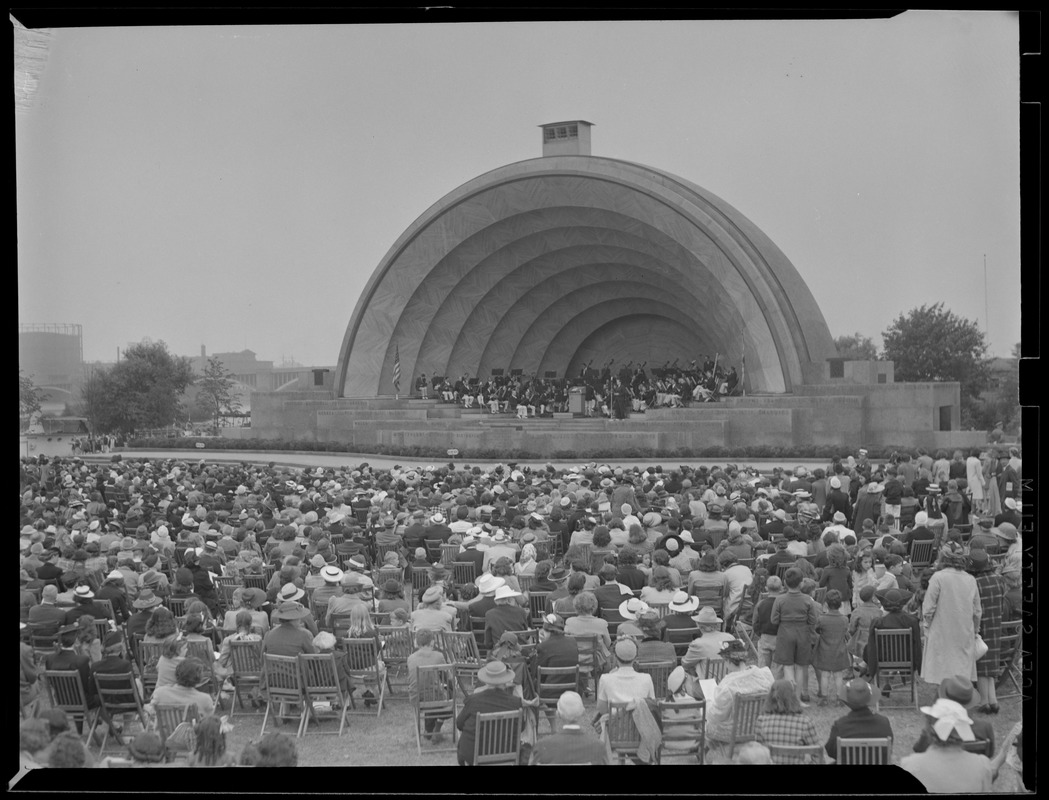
[81,341,194,434]
[19,369,44,418]
[881,303,991,425]
[833,332,880,361]
[196,355,241,431]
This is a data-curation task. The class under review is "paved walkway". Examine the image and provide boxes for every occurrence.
[84,448,837,474]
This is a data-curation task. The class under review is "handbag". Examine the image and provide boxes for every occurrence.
[974,634,989,661]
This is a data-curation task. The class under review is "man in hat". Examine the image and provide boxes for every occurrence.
[63,584,111,626]
[325,572,369,626]
[483,585,529,649]
[901,511,935,555]
[540,567,571,614]
[535,612,579,704]
[46,623,99,722]
[912,675,995,756]
[453,532,485,575]
[994,522,1020,558]
[681,607,735,670]
[824,678,894,761]
[530,690,608,765]
[90,631,138,709]
[482,530,519,572]
[426,512,453,544]
[455,661,524,765]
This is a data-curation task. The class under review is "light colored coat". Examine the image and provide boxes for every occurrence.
[920,567,982,683]
[966,456,986,501]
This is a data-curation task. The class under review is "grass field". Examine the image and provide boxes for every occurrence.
[213,672,1022,767]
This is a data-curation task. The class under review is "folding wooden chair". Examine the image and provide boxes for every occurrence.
[166,596,188,617]
[377,625,414,693]
[214,577,243,612]
[44,669,100,744]
[261,653,307,737]
[566,633,604,696]
[769,743,824,764]
[634,660,676,697]
[535,665,580,731]
[835,736,892,764]
[414,663,458,754]
[600,608,623,638]
[775,562,795,581]
[995,619,1023,701]
[435,631,483,697]
[136,640,165,702]
[655,700,705,764]
[92,671,148,753]
[690,584,725,623]
[870,628,918,710]
[908,538,935,570]
[726,691,766,759]
[329,613,355,642]
[343,637,391,717]
[228,639,264,717]
[29,623,59,664]
[423,539,444,564]
[506,629,539,647]
[411,567,431,600]
[648,602,670,619]
[243,574,268,592]
[528,591,551,626]
[369,611,392,627]
[375,543,400,564]
[298,652,351,736]
[469,615,488,658]
[665,625,701,661]
[572,544,592,570]
[94,598,116,622]
[452,561,476,590]
[734,619,759,662]
[516,574,534,595]
[601,701,641,764]
[474,709,523,766]
[152,703,199,761]
[440,543,459,565]
[703,659,727,682]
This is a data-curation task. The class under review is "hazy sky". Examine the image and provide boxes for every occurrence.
[16,12,1021,367]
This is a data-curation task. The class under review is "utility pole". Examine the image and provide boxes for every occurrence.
[983,254,989,336]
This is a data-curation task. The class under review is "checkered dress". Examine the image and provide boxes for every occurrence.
[974,570,1007,677]
[755,712,821,764]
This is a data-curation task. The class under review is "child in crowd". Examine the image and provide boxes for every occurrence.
[848,585,882,663]
[813,590,849,706]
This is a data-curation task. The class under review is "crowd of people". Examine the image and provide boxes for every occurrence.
[16,445,1026,785]
[414,357,741,419]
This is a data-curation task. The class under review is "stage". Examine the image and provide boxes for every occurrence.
[247,383,984,456]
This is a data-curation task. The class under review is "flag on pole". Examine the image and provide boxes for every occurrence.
[741,336,746,397]
[393,345,401,395]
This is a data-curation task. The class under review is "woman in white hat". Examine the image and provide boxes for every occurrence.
[899,698,994,792]
[484,584,528,650]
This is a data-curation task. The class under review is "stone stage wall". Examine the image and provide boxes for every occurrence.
[248,381,985,454]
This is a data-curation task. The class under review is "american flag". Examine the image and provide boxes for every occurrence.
[393,345,401,394]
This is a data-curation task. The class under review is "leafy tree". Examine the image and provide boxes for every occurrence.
[19,369,44,418]
[881,303,990,425]
[196,355,242,431]
[81,341,194,434]
[833,332,880,361]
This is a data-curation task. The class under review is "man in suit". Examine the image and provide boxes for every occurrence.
[822,477,854,524]
[63,585,112,626]
[45,624,100,725]
[455,661,524,765]
[452,534,485,576]
[28,584,67,628]
[824,678,894,762]
[35,549,64,583]
[901,511,935,555]
[125,589,163,639]
[530,691,608,765]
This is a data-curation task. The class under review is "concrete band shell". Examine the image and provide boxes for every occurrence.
[336,155,836,397]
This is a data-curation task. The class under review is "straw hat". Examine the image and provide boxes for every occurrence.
[668,590,699,614]
[692,606,722,625]
[617,597,651,620]
[476,660,516,686]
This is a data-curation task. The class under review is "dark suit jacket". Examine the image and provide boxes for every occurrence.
[95,585,130,624]
[825,708,894,760]
[537,633,579,689]
[592,583,629,611]
[532,728,609,764]
[64,601,112,626]
[45,648,98,705]
[453,548,485,575]
[456,688,523,764]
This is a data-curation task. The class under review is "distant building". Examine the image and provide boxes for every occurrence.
[189,346,335,393]
[19,323,84,411]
